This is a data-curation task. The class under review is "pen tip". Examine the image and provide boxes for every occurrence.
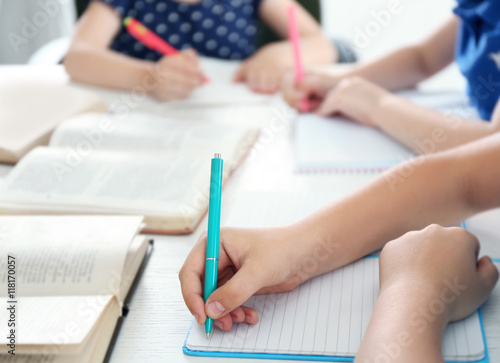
[123,17,131,26]
[206,333,210,339]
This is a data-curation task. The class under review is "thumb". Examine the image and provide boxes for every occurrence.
[316,94,339,116]
[477,256,499,292]
[205,264,264,320]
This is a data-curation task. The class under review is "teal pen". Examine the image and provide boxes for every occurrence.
[204,153,223,339]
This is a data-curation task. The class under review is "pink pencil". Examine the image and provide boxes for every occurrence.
[288,3,309,112]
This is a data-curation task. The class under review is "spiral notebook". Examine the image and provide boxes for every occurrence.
[294,91,479,174]
[183,256,487,362]
[294,114,413,173]
[183,192,488,362]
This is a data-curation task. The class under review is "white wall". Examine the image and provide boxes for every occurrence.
[320,0,464,90]
[0,0,75,64]
[321,0,456,59]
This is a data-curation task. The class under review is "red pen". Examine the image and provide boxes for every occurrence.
[123,17,210,82]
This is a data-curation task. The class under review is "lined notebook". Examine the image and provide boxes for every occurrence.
[183,192,488,362]
[294,91,479,174]
[295,114,412,173]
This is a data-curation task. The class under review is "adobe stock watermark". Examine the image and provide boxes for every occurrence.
[246,105,296,161]
[353,0,403,50]
[362,278,467,363]
[7,0,72,54]
[51,114,116,182]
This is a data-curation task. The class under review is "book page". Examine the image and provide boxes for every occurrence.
[118,236,150,302]
[0,147,211,220]
[49,112,259,170]
[0,295,121,362]
[0,216,143,297]
[0,66,107,163]
[0,295,117,350]
[186,258,485,360]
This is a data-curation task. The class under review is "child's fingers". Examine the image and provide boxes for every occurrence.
[213,306,258,332]
[205,263,267,321]
[315,93,339,116]
[233,64,247,83]
[477,256,499,293]
[282,72,303,109]
[180,48,199,64]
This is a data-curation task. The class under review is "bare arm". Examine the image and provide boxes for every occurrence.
[180,133,500,330]
[290,131,500,278]
[235,0,334,93]
[284,16,459,106]
[370,92,500,153]
[343,16,458,90]
[258,0,335,65]
[64,2,203,100]
[64,2,153,90]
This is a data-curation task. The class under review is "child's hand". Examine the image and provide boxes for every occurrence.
[234,43,292,94]
[356,225,498,363]
[380,224,498,323]
[282,70,339,112]
[179,227,315,331]
[315,77,390,127]
[149,49,204,102]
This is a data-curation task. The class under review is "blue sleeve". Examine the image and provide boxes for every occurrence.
[91,0,133,17]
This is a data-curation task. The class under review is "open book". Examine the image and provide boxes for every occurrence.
[0,215,151,362]
[0,66,107,164]
[0,112,259,234]
[183,192,488,362]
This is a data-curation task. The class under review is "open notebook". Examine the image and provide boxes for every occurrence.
[294,91,479,173]
[183,192,488,362]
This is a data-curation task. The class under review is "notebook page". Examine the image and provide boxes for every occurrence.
[294,91,480,173]
[186,192,485,360]
[295,114,413,172]
[185,258,484,360]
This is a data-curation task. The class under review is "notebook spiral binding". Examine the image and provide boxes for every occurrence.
[295,166,388,174]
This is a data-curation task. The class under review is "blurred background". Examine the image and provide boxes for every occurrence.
[0,0,461,88]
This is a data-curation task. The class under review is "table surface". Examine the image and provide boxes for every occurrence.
[1,68,499,362]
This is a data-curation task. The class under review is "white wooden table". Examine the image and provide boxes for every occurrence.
[0,69,498,362]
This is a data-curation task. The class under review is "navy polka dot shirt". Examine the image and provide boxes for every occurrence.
[97,0,262,61]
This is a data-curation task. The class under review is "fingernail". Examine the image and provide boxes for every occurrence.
[207,301,225,318]
[194,314,200,324]
[214,320,223,330]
